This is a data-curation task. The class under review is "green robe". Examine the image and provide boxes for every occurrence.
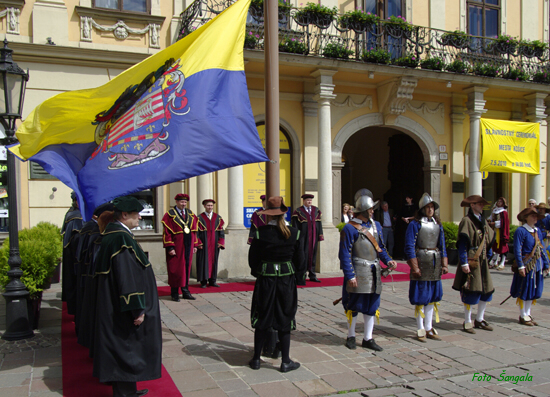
[92,222,161,383]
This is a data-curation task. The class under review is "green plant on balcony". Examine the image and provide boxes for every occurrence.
[503,67,529,81]
[339,9,380,32]
[323,42,353,59]
[361,48,391,64]
[279,37,308,54]
[533,70,550,84]
[518,39,548,59]
[473,63,501,77]
[489,34,518,54]
[244,31,261,49]
[294,2,337,28]
[446,59,469,74]
[384,15,413,35]
[392,54,419,68]
[251,0,293,12]
[420,56,445,71]
[440,30,470,48]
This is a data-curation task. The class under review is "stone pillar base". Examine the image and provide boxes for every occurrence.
[317,225,340,274]
[216,229,251,279]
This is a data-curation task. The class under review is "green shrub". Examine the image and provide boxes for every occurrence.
[392,55,419,68]
[339,10,380,30]
[279,37,307,54]
[532,70,550,84]
[442,221,459,249]
[446,59,470,74]
[0,222,62,299]
[473,63,500,77]
[245,31,261,49]
[420,57,445,71]
[503,67,529,81]
[323,43,353,59]
[362,48,391,64]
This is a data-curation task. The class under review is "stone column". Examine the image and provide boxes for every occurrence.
[197,173,213,206]
[451,94,466,222]
[312,70,337,226]
[311,69,339,274]
[302,88,319,201]
[465,86,488,196]
[227,166,245,230]
[423,166,443,206]
[525,93,548,203]
[332,162,344,226]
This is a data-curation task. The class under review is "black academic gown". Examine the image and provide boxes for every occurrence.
[92,222,161,383]
[61,207,83,315]
[291,206,324,277]
[76,220,101,350]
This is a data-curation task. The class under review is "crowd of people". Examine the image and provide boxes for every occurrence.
[60,189,550,395]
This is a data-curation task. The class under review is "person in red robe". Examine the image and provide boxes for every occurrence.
[248,194,267,245]
[196,199,225,287]
[488,197,510,270]
[291,193,324,283]
[162,193,200,301]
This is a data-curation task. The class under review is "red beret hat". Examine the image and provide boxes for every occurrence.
[301,194,314,199]
[175,193,189,201]
[202,199,216,205]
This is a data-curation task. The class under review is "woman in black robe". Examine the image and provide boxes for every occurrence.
[248,196,305,373]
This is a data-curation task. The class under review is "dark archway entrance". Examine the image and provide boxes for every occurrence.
[341,126,424,258]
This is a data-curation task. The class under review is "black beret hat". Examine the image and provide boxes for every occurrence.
[113,196,144,213]
[93,202,115,217]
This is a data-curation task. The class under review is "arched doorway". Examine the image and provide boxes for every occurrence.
[341,126,424,258]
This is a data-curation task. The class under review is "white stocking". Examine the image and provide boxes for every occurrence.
[476,301,487,322]
[464,304,472,323]
[347,315,357,338]
[363,314,374,341]
[424,304,434,331]
[524,300,532,317]
[519,302,527,318]
[498,255,506,267]
[416,310,424,330]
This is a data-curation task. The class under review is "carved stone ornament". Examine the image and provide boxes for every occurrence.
[0,7,20,35]
[407,102,444,117]
[332,95,373,109]
[385,77,418,115]
[80,16,161,48]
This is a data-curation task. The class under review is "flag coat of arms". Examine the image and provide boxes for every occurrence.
[11,0,268,220]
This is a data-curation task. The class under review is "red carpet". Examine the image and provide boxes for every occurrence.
[157,262,455,296]
[62,303,181,396]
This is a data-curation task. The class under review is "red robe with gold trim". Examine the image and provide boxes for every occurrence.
[196,212,225,282]
[291,206,324,273]
[162,208,200,288]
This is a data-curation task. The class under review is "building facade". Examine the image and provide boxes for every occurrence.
[2,0,550,277]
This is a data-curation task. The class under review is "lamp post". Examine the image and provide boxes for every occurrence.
[0,39,33,340]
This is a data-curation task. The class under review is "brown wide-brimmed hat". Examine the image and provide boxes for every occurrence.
[259,196,288,216]
[517,207,545,223]
[536,202,550,213]
[460,195,489,208]
[496,197,508,209]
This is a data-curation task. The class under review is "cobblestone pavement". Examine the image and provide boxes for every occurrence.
[1,266,550,396]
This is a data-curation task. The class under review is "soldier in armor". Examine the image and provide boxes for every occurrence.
[339,190,397,352]
[488,197,510,270]
[452,195,495,334]
[405,193,448,342]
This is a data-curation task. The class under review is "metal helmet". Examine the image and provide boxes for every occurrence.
[354,188,373,203]
[418,193,439,211]
[354,195,379,213]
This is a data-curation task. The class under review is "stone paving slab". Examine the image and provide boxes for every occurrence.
[3,270,550,396]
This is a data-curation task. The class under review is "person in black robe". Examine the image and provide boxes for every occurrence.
[394,195,418,259]
[93,196,161,397]
[248,196,305,373]
[77,203,114,351]
[61,191,83,316]
[291,193,323,283]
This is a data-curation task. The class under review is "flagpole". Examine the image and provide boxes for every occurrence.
[264,0,280,199]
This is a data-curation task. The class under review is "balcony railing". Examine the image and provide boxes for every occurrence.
[179,0,550,84]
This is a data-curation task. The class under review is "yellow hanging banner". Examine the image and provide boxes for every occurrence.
[480,118,540,175]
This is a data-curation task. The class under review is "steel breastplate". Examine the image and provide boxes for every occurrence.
[415,221,442,281]
[352,226,379,261]
[347,258,381,294]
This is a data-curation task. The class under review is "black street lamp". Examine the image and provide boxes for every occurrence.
[0,39,33,340]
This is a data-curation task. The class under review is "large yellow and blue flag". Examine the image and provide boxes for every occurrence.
[11,0,267,219]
